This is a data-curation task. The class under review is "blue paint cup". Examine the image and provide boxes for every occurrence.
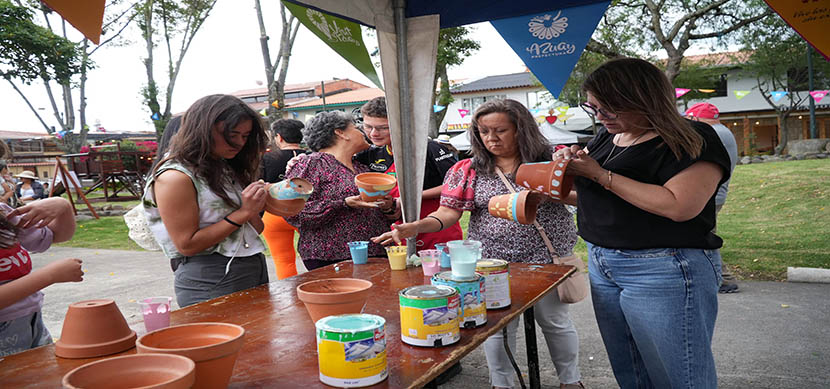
[348,241,369,264]
[435,243,452,268]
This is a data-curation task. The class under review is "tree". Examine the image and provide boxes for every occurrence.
[429,27,479,138]
[738,14,830,155]
[136,0,217,140]
[254,0,300,125]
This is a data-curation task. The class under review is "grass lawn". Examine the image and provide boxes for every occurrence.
[59,159,828,281]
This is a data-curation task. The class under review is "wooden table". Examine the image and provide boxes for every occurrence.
[0,259,574,388]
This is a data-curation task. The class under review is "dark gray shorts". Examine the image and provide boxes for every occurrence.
[0,310,52,357]
[173,252,269,307]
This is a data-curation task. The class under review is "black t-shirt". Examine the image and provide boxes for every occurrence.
[354,140,458,190]
[575,120,731,250]
[261,148,308,182]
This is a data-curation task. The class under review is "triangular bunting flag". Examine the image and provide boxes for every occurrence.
[809,90,829,104]
[150,112,160,121]
[770,91,788,102]
[458,109,469,118]
[764,0,830,60]
[697,89,716,93]
[434,105,446,113]
[554,105,570,116]
[271,101,280,108]
[734,90,751,100]
[491,2,611,98]
[675,88,691,98]
[259,108,268,117]
[558,113,575,122]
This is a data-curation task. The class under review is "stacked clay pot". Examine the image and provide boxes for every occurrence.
[297,278,373,323]
[264,177,313,217]
[55,299,137,359]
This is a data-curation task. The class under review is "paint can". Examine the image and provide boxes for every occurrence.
[431,271,487,328]
[476,259,511,309]
[316,314,388,388]
[399,285,461,347]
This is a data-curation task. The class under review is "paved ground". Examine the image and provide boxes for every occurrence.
[33,247,830,388]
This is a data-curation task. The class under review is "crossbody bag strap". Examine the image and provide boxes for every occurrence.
[494,167,561,263]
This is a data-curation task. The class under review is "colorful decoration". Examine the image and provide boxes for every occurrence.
[675,88,691,98]
[151,112,160,121]
[697,89,716,93]
[770,91,788,102]
[764,0,830,60]
[260,108,268,116]
[433,105,446,112]
[809,90,829,104]
[558,113,575,122]
[491,2,611,98]
[554,105,570,116]
[545,115,557,124]
[458,109,469,118]
[271,100,280,108]
[734,90,751,100]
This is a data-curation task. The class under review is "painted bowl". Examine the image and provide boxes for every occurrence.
[354,173,397,202]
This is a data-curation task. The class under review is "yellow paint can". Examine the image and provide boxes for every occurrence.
[316,314,387,388]
[476,259,511,309]
[431,271,487,328]
[399,285,461,347]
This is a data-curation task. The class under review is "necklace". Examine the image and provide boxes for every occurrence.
[602,131,648,167]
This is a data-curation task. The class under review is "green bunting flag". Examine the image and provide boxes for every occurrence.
[283,1,382,89]
[734,90,751,100]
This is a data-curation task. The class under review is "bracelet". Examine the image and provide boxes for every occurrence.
[223,216,242,228]
[603,170,613,190]
[427,215,444,231]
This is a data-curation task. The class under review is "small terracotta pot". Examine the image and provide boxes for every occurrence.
[488,190,545,224]
[62,353,195,389]
[515,158,574,201]
[296,278,373,323]
[136,323,246,389]
[264,177,313,217]
[354,172,397,201]
[55,299,137,359]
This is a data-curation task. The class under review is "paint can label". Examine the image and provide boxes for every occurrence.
[316,314,388,387]
[476,259,511,309]
[399,285,461,347]
[431,271,487,328]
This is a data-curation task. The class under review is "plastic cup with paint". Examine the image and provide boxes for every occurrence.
[434,243,452,268]
[447,240,482,280]
[385,246,408,270]
[348,241,369,264]
[140,296,172,333]
[418,249,442,277]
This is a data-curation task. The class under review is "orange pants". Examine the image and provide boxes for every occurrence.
[262,212,298,279]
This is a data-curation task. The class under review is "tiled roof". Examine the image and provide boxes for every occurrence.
[0,130,51,139]
[286,88,385,110]
[677,51,752,67]
[230,79,371,98]
[450,72,536,94]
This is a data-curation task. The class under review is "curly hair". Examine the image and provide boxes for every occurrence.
[360,96,387,119]
[469,99,552,175]
[155,94,268,207]
[303,111,354,152]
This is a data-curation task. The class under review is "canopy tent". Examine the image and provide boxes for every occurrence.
[449,122,590,152]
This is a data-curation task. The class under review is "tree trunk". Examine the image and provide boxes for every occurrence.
[429,64,451,138]
[774,112,787,155]
[140,1,164,139]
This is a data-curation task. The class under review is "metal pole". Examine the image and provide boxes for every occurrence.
[392,0,417,258]
[807,45,817,139]
[321,81,327,111]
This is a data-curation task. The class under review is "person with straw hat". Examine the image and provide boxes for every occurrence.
[14,171,45,205]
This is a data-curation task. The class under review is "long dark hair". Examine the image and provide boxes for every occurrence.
[468,99,551,175]
[154,94,268,207]
[582,57,703,160]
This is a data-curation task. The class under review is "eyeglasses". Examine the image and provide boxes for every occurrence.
[363,124,390,133]
[580,103,618,120]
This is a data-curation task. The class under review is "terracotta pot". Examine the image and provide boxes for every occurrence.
[515,158,574,201]
[296,278,373,323]
[264,177,313,217]
[62,353,195,389]
[55,299,137,359]
[136,323,246,389]
[354,172,397,201]
[488,190,545,224]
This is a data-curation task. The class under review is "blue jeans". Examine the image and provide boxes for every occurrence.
[587,243,722,389]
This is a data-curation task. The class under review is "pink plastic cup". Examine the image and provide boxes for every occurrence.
[419,249,442,277]
[140,296,172,333]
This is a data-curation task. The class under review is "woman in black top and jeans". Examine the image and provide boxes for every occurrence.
[555,58,731,389]
[261,119,307,279]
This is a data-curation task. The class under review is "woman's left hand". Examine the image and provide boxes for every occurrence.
[345,195,382,209]
[562,146,607,182]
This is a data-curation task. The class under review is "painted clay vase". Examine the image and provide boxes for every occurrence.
[354,172,397,202]
[264,177,313,217]
[55,299,137,359]
[515,158,574,201]
[136,322,246,389]
[62,353,195,389]
[488,190,546,225]
[296,278,373,323]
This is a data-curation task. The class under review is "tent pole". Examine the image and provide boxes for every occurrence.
[392,0,417,257]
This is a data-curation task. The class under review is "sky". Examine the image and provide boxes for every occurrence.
[0,1,527,134]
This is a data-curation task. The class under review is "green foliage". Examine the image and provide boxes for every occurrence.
[435,26,480,107]
[0,0,82,84]
[557,51,609,105]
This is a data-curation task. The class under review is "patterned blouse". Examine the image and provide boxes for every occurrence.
[440,159,577,264]
[285,152,389,262]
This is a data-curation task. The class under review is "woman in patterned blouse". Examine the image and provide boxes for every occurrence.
[285,111,393,271]
[373,99,584,389]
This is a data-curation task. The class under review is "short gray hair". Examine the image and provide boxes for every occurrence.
[303,111,354,151]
